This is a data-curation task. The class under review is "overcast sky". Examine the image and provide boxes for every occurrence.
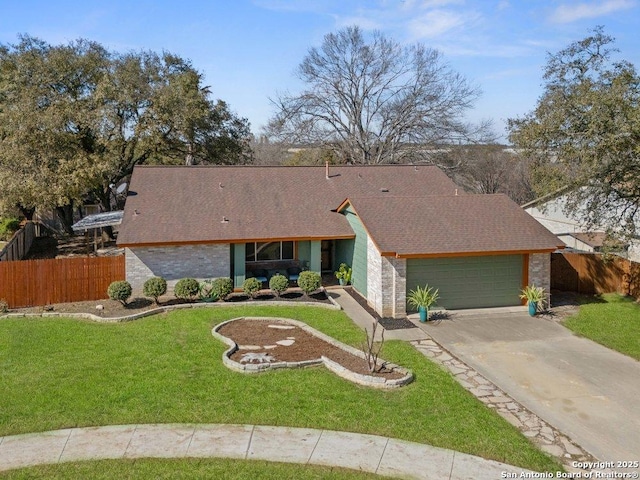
[1,0,638,142]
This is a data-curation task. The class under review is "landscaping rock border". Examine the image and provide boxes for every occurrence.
[412,337,597,472]
[213,316,413,389]
[0,289,342,323]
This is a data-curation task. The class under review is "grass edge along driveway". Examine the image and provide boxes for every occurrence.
[563,293,640,361]
[0,305,560,472]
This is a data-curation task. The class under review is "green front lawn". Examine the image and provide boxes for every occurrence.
[563,293,640,360]
[0,305,560,472]
[0,458,392,480]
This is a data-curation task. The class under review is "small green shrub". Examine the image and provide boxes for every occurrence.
[174,278,200,301]
[198,280,219,302]
[334,263,352,284]
[107,280,132,306]
[142,276,167,305]
[0,218,20,241]
[0,298,8,313]
[242,277,262,298]
[297,270,321,296]
[269,273,289,297]
[211,277,233,300]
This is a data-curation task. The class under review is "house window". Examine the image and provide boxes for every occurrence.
[246,241,294,262]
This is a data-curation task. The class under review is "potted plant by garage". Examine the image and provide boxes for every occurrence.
[334,263,352,286]
[519,285,546,316]
[407,284,440,322]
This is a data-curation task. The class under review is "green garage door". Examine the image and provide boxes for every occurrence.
[407,255,523,310]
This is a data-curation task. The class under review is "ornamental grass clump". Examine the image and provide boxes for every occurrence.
[198,280,219,302]
[107,280,132,306]
[269,273,289,297]
[142,276,167,305]
[297,271,321,297]
[519,285,546,311]
[174,278,200,302]
[406,284,439,310]
[242,277,262,298]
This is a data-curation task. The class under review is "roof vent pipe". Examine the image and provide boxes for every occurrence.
[325,161,329,179]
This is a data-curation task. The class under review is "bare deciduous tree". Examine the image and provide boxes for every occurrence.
[266,26,492,165]
[441,145,535,204]
[362,319,385,374]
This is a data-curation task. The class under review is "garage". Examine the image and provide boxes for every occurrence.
[406,255,524,310]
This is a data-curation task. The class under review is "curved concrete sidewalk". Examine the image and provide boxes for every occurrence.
[0,424,533,479]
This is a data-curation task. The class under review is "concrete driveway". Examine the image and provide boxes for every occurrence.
[421,309,640,463]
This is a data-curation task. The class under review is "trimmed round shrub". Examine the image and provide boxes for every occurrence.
[269,273,289,297]
[174,278,200,301]
[107,280,132,306]
[211,277,233,300]
[198,280,219,302]
[142,276,167,304]
[297,271,321,296]
[242,277,262,298]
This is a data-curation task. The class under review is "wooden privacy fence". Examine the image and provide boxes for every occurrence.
[0,256,125,308]
[0,221,38,262]
[551,252,640,297]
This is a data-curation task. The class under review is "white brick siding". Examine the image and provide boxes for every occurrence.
[366,236,383,314]
[366,236,407,318]
[125,244,230,292]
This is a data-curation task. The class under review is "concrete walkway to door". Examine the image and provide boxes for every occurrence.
[418,309,640,466]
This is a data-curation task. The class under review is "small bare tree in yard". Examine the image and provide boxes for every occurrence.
[266,26,491,165]
[362,319,385,374]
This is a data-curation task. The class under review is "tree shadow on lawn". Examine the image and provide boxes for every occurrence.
[550,290,607,307]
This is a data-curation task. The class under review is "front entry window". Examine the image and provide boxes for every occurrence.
[246,241,294,262]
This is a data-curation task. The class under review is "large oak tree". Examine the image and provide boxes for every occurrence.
[508,27,640,238]
[0,36,252,233]
[266,26,491,165]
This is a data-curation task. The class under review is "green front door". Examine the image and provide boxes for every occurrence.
[406,255,523,310]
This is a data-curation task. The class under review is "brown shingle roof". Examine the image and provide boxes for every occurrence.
[569,232,607,248]
[342,195,564,257]
[118,165,460,246]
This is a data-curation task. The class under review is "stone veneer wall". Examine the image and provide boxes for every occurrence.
[125,244,230,292]
[366,236,407,318]
[528,253,551,304]
[387,256,407,318]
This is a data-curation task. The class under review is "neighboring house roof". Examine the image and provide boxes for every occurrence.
[568,232,608,249]
[338,195,564,257]
[118,165,461,247]
[521,186,572,209]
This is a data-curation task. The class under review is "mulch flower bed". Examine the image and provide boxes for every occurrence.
[10,289,332,318]
[345,286,417,330]
[217,318,406,380]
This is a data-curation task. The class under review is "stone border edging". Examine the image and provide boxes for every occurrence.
[411,337,597,472]
[212,316,413,389]
[0,289,341,323]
